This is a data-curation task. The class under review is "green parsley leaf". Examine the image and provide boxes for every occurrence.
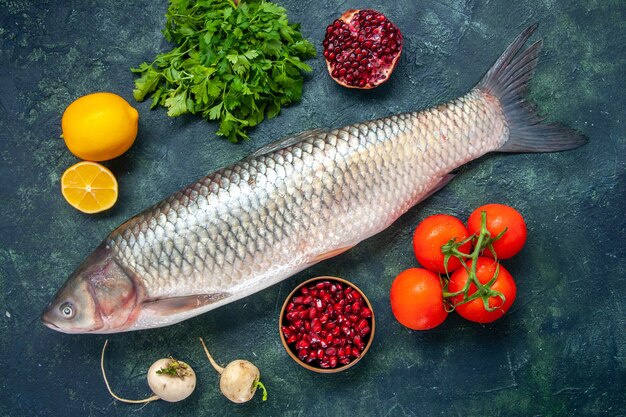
[131,0,316,143]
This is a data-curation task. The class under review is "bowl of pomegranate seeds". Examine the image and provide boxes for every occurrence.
[279,276,375,373]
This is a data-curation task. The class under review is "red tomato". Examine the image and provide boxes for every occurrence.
[467,204,527,259]
[390,268,448,330]
[413,214,472,273]
[448,257,516,323]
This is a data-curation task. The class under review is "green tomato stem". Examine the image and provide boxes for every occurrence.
[441,211,507,312]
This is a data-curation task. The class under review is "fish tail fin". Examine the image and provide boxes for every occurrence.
[477,23,587,152]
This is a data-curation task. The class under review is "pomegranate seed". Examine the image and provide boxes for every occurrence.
[310,332,321,344]
[287,335,298,344]
[301,287,309,295]
[314,298,323,309]
[340,357,351,365]
[311,321,322,333]
[348,314,359,323]
[359,326,371,336]
[329,356,338,368]
[293,296,304,304]
[319,361,330,369]
[303,295,313,305]
[360,307,372,318]
[309,349,317,359]
[358,319,368,330]
[325,347,337,356]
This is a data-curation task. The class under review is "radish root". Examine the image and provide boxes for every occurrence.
[100,339,159,404]
[199,337,224,374]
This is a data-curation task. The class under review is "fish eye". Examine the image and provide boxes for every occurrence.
[59,302,75,319]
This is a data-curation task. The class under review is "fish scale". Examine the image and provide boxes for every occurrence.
[42,25,586,333]
[106,89,503,305]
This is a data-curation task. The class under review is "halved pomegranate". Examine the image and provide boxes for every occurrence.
[322,9,403,89]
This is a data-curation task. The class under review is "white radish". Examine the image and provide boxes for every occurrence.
[199,337,268,403]
[100,340,196,404]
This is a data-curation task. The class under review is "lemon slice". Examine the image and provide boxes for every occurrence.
[61,161,118,213]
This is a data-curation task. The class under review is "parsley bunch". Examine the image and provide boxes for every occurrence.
[131,0,316,142]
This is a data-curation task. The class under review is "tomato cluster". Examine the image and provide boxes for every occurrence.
[390,204,527,329]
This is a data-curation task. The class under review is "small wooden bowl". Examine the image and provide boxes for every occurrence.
[279,276,375,373]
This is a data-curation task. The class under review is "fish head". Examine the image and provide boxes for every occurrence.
[41,245,139,334]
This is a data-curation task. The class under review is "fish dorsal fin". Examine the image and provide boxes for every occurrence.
[249,128,327,158]
[142,293,229,316]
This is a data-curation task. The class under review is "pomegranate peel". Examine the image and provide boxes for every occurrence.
[323,9,403,89]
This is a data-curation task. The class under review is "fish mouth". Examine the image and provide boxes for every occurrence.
[41,310,59,330]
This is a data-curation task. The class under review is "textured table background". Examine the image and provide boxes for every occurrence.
[1,0,625,416]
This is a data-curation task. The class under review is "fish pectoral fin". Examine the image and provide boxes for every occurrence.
[142,293,229,316]
[311,245,355,263]
[421,173,456,201]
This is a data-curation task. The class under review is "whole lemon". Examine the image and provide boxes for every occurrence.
[61,92,139,161]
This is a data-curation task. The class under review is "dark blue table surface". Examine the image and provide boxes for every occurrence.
[1,0,625,416]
